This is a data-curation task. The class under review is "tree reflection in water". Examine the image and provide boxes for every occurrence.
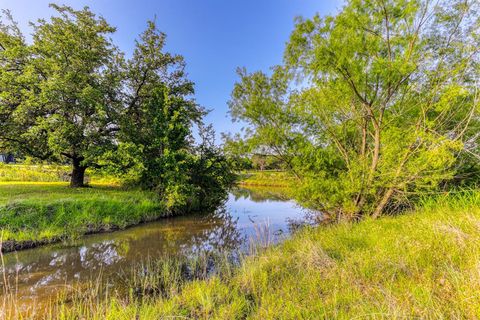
[230,186,292,202]
[0,203,244,301]
[0,187,303,309]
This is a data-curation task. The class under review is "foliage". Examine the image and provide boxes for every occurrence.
[0,6,234,196]
[116,23,234,203]
[98,22,236,211]
[0,5,122,187]
[228,0,480,218]
[187,125,237,210]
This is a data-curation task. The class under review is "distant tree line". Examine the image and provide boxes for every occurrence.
[225,0,480,219]
[227,153,284,171]
[0,5,234,211]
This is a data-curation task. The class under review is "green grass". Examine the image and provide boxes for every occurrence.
[238,170,294,187]
[44,190,480,319]
[0,182,165,247]
[0,163,121,184]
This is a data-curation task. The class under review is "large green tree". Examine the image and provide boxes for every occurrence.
[0,5,122,187]
[229,0,480,219]
[116,22,234,211]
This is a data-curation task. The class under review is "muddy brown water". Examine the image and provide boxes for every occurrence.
[0,186,308,315]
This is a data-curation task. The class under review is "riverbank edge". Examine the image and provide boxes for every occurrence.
[0,213,170,253]
[52,190,480,318]
[0,182,170,253]
[0,181,232,253]
[0,178,286,254]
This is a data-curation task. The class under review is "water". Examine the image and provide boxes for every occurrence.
[0,186,307,312]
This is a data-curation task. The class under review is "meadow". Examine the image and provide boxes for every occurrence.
[0,163,121,184]
[28,190,480,319]
[0,165,164,252]
[237,170,294,187]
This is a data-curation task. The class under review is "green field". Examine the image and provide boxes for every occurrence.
[0,182,164,251]
[238,170,294,187]
[48,190,480,319]
[0,163,120,184]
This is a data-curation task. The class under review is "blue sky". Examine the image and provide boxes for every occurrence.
[1,0,341,141]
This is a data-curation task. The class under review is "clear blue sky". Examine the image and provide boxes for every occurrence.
[1,0,342,141]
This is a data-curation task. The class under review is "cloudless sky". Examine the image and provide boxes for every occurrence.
[1,0,342,142]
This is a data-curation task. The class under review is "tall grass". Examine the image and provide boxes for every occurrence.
[14,189,480,319]
[418,188,480,210]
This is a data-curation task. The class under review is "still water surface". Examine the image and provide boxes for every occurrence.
[1,187,307,310]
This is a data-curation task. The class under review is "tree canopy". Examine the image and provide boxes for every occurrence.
[228,0,480,218]
[0,5,234,208]
[0,5,122,186]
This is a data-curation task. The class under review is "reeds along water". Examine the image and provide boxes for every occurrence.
[1,235,22,320]
[0,251,229,318]
[0,222,282,319]
[0,187,301,319]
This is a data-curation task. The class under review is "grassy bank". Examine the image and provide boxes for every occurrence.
[238,170,294,187]
[38,190,480,319]
[0,182,164,252]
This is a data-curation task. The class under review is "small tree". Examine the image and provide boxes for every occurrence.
[119,21,203,188]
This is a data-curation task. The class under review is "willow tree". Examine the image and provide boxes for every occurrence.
[230,0,480,218]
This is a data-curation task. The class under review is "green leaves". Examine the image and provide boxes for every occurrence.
[0,5,122,178]
[229,0,480,218]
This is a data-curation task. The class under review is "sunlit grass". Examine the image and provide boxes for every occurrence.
[0,163,121,185]
[238,170,294,187]
[0,182,165,247]
[38,189,480,319]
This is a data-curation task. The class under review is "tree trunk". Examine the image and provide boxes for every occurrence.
[372,187,395,218]
[70,157,87,188]
[369,124,381,182]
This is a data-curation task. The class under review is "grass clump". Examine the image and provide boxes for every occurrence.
[0,182,164,250]
[46,190,480,319]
